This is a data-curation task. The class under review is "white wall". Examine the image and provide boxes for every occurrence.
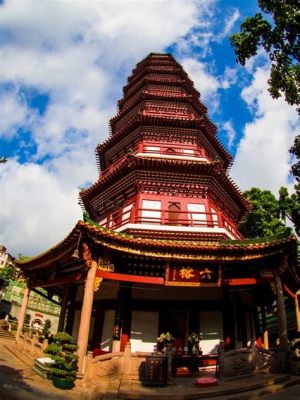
[130,310,158,353]
[101,309,115,351]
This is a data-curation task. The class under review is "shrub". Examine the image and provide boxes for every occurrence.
[44,332,78,381]
[0,319,9,331]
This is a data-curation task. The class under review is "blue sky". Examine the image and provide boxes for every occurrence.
[0,0,299,256]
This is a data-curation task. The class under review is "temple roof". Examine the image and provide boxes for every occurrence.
[16,218,297,272]
[80,154,250,220]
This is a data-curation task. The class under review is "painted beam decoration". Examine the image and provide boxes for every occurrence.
[165,261,221,286]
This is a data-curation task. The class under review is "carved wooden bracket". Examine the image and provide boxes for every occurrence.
[82,242,93,268]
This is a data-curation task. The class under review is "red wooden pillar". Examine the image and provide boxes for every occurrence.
[16,286,30,342]
[77,248,98,375]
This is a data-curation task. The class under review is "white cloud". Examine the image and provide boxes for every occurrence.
[231,66,299,193]
[215,9,240,42]
[221,120,236,149]
[0,90,35,139]
[182,58,237,112]
[0,0,219,256]
[0,159,82,256]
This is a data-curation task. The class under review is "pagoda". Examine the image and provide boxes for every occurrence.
[15,54,299,379]
[80,53,249,241]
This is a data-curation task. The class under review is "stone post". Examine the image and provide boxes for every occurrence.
[77,259,97,375]
[122,342,132,376]
[57,283,70,332]
[16,286,30,343]
[274,267,289,371]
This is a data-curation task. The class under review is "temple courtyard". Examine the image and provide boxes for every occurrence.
[1,337,300,400]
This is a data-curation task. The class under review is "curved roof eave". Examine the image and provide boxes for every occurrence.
[16,219,297,272]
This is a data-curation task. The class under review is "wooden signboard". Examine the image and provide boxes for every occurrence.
[165,261,221,287]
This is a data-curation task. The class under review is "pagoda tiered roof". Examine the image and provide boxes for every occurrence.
[97,119,232,172]
[80,53,251,239]
[94,52,232,173]
[16,219,297,277]
[80,154,249,221]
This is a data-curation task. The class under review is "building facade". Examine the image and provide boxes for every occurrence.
[16,54,299,376]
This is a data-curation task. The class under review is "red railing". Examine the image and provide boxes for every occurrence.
[140,146,204,158]
[103,207,242,239]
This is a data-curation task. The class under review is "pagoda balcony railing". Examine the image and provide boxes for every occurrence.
[101,147,207,178]
[139,147,204,159]
[105,207,242,240]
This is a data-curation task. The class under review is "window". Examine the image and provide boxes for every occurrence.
[182,149,194,155]
[210,207,218,226]
[141,200,161,223]
[122,204,133,223]
[187,203,206,225]
[145,146,160,153]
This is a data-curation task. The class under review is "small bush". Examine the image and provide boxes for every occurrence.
[10,322,18,331]
[44,332,78,381]
[0,319,9,331]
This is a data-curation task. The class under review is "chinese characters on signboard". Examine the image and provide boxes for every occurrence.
[165,262,221,286]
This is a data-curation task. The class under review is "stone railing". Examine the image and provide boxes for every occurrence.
[83,343,147,382]
[16,332,48,360]
[217,341,280,378]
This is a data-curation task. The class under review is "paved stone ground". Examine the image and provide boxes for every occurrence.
[252,385,300,400]
[1,337,300,400]
[0,338,92,400]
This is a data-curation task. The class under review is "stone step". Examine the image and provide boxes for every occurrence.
[4,343,33,367]
[211,377,300,400]
[118,374,299,399]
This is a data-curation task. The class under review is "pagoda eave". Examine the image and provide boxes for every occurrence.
[16,220,297,273]
[80,156,249,214]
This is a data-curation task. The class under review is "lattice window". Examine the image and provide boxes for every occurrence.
[187,203,207,225]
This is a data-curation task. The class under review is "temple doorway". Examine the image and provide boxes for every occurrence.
[170,310,188,348]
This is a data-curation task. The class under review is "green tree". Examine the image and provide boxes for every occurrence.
[41,319,51,340]
[289,135,300,232]
[278,187,300,235]
[0,265,15,281]
[24,313,31,326]
[231,1,300,236]
[239,187,291,238]
[230,0,300,108]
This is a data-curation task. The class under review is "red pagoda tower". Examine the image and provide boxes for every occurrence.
[80,53,250,241]
[15,53,298,379]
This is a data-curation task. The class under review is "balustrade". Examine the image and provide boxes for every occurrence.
[102,207,241,240]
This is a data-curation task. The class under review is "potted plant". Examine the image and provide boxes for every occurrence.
[188,333,202,355]
[44,332,78,389]
[156,332,174,352]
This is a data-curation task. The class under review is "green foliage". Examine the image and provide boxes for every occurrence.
[41,319,51,340]
[44,332,78,380]
[230,0,300,108]
[44,342,61,356]
[290,135,300,180]
[0,319,9,331]
[0,265,15,281]
[239,188,291,238]
[279,186,300,235]
[24,313,31,326]
[52,332,74,344]
[17,253,31,261]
